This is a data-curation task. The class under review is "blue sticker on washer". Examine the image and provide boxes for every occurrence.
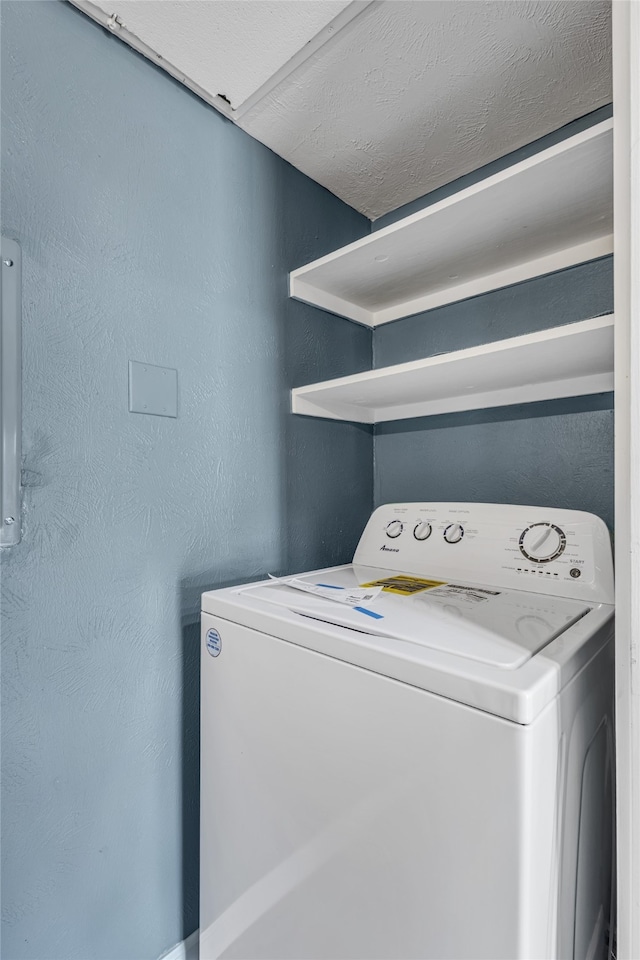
[354,606,384,619]
[206,628,222,657]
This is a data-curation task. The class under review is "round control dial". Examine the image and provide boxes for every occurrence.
[386,520,404,539]
[444,523,464,544]
[413,521,432,541]
[519,523,566,563]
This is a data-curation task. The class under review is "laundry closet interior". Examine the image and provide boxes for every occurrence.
[2,3,636,960]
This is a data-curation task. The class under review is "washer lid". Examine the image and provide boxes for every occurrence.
[244,565,590,670]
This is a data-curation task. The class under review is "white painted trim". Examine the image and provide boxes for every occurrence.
[233,2,380,120]
[291,315,614,424]
[289,119,613,326]
[613,2,640,957]
[68,1,236,118]
[158,929,199,960]
[69,1,379,126]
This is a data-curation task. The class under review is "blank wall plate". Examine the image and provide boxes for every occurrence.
[128,361,178,418]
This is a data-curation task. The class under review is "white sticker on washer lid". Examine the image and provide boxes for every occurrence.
[206,628,222,657]
[268,574,382,606]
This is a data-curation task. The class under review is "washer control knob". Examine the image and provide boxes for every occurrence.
[444,523,464,544]
[519,523,566,563]
[386,520,404,539]
[413,521,432,541]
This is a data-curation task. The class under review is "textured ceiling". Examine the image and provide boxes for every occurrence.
[76,0,352,109]
[238,0,612,218]
[70,0,612,220]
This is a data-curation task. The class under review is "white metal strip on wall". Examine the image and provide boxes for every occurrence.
[613,2,640,956]
[1,238,22,547]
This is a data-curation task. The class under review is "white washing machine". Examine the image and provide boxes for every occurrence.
[200,502,615,960]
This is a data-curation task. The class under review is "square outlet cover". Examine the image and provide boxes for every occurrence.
[128,361,178,418]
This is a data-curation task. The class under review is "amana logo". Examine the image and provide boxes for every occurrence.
[380,544,400,553]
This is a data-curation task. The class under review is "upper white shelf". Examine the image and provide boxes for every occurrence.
[289,120,613,327]
[291,315,614,423]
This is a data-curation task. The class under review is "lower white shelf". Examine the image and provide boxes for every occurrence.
[291,315,614,424]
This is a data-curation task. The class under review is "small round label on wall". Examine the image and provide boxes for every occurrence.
[206,628,222,657]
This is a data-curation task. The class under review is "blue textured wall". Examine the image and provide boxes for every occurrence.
[0,4,371,959]
[374,258,614,527]
[373,107,614,530]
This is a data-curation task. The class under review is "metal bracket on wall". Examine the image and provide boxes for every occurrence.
[1,238,22,547]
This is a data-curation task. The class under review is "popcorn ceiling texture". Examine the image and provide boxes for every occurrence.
[68,0,612,219]
[238,0,611,218]
[0,4,371,958]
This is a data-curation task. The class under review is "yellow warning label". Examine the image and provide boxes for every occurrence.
[359,575,447,596]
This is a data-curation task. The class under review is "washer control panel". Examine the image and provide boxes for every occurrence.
[518,523,566,563]
[413,521,432,541]
[353,502,614,604]
[385,520,403,539]
[444,522,465,544]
